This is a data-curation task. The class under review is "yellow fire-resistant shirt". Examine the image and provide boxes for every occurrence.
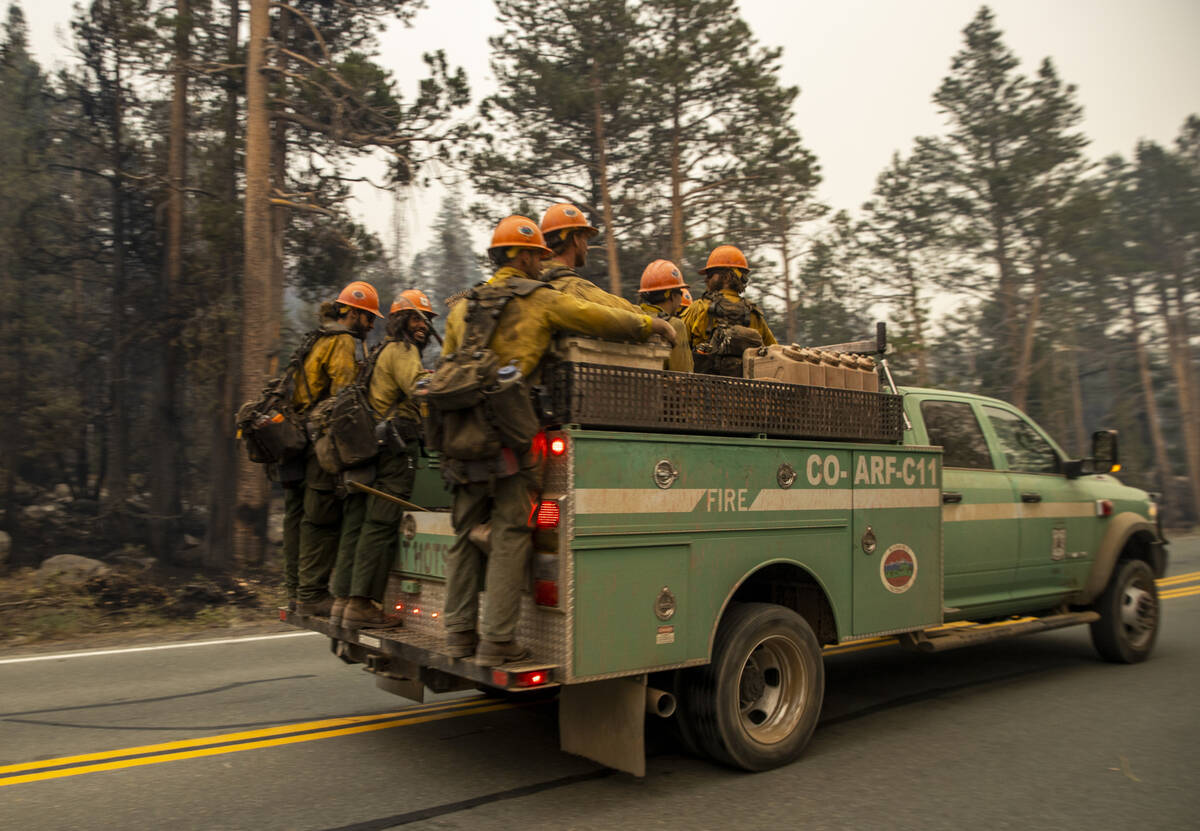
[368,339,427,423]
[542,260,639,312]
[639,302,693,373]
[291,325,362,414]
[442,267,655,380]
[682,289,777,348]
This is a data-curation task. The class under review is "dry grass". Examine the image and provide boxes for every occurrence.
[0,567,288,650]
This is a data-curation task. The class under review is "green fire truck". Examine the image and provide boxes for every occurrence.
[282,349,1165,777]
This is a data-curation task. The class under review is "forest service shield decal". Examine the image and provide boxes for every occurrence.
[880,544,917,594]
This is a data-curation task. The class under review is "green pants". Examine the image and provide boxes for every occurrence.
[330,445,418,602]
[443,468,540,643]
[282,481,304,600]
[330,490,367,599]
[297,450,341,602]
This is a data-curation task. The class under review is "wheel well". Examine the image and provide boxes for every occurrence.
[1121,529,1166,578]
[730,563,838,645]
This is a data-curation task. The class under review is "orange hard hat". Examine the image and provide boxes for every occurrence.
[336,281,383,318]
[699,244,750,274]
[390,295,416,315]
[489,215,552,255]
[540,203,599,238]
[638,259,688,293]
[680,287,693,307]
[392,288,437,318]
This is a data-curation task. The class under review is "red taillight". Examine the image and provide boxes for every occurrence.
[549,437,566,456]
[394,602,404,611]
[535,500,560,528]
[279,608,287,621]
[534,579,558,606]
[1096,499,1114,517]
[514,670,547,687]
[491,668,551,688]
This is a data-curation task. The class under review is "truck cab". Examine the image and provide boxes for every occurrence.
[904,387,1164,620]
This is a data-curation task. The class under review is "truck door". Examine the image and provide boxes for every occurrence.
[915,398,1018,613]
[980,405,1098,603]
[850,448,942,636]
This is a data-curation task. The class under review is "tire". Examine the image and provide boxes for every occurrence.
[675,602,824,771]
[1090,558,1160,664]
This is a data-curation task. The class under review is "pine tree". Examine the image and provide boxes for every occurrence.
[927,6,1089,409]
[411,187,484,313]
[638,0,801,270]
[470,0,645,293]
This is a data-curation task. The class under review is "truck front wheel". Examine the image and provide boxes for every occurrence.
[676,602,824,771]
[1090,558,1160,664]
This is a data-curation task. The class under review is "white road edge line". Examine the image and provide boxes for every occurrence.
[0,631,323,665]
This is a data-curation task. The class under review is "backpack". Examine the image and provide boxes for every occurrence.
[694,292,763,377]
[235,330,328,465]
[424,278,545,461]
[309,340,384,474]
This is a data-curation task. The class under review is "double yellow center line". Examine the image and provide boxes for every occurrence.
[1157,569,1200,599]
[4,570,1199,788]
[0,696,512,788]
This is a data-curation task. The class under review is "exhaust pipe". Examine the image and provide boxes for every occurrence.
[645,686,677,718]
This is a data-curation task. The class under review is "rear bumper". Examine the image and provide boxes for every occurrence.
[280,608,560,693]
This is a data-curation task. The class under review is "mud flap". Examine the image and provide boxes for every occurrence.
[558,675,646,777]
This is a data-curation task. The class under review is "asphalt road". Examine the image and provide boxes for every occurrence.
[2,536,1198,831]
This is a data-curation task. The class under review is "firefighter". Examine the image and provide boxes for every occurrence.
[679,287,693,314]
[683,245,776,376]
[292,281,382,617]
[439,216,676,666]
[539,202,637,311]
[637,259,693,372]
[329,290,435,630]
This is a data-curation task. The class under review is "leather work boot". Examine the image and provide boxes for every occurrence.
[444,630,478,659]
[295,595,334,617]
[329,596,349,628]
[474,640,530,667]
[340,597,402,631]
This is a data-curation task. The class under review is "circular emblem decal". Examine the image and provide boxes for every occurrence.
[879,544,917,594]
[352,290,366,300]
[517,224,534,237]
[564,207,579,217]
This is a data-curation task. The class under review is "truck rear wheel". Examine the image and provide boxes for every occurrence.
[1090,558,1160,664]
[676,602,824,771]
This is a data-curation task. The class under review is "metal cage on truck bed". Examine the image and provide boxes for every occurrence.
[541,361,904,443]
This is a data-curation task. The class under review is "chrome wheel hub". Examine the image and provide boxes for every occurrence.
[736,635,807,745]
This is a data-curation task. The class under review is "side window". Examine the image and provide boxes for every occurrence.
[983,406,1059,474]
[920,401,992,469]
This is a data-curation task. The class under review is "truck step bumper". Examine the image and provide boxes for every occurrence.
[280,608,560,695]
[899,611,1101,653]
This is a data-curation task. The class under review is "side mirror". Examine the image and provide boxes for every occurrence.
[1092,430,1119,474]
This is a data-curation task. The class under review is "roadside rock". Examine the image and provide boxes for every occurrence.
[52,483,73,501]
[23,503,61,521]
[36,554,111,586]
